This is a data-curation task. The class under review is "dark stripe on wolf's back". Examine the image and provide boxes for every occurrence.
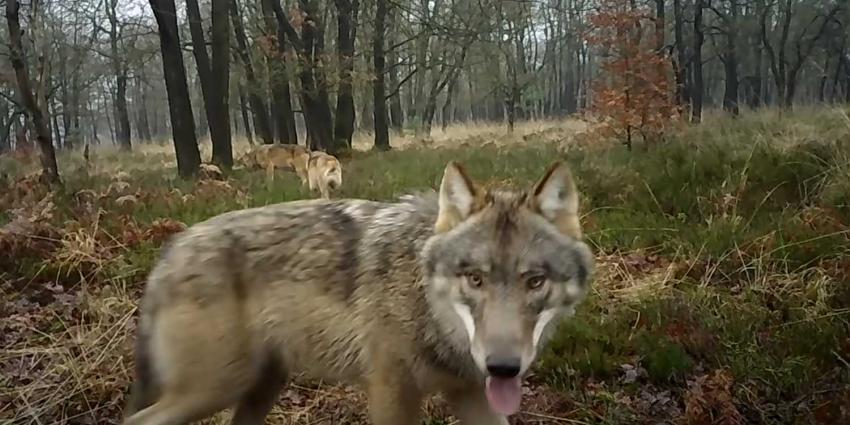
[374,209,423,279]
[372,205,395,278]
[223,229,247,300]
[318,203,361,300]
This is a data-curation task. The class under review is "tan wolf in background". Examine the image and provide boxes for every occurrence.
[239,144,310,185]
[122,161,594,425]
[307,151,343,199]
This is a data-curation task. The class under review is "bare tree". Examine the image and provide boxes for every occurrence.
[673,0,690,109]
[692,0,705,123]
[185,0,233,167]
[334,0,359,149]
[260,0,297,145]
[231,0,274,145]
[386,5,404,134]
[270,0,338,153]
[373,0,390,150]
[761,0,842,108]
[209,0,232,166]
[708,0,741,115]
[149,0,201,177]
[104,0,132,150]
[6,0,60,184]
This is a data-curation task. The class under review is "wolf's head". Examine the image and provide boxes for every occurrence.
[422,161,594,416]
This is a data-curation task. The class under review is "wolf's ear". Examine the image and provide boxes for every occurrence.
[530,162,582,239]
[435,161,478,233]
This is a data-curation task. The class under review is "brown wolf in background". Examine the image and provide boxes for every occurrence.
[239,144,310,185]
[122,161,594,425]
[307,151,343,199]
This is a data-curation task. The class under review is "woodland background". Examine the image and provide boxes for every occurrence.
[1,0,850,424]
[0,0,848,179]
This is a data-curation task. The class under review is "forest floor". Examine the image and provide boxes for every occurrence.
[2,109,849,424]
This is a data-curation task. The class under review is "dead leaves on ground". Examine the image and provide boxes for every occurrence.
[0,170,248,424]
[684,370,744,425]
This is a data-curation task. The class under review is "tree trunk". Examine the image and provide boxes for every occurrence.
[186,0,232,166]
[672,0,689,109]
[691,0,705,123]
[6,0,59,184]
[149,0,202,177]
[261,0,341,151]
[0,103,10,154]
[295,0,336,152]
[422,69,453,135]
[231,0,274,144]
[722,54,740,115]
[748,36,765,108]
[829,54,842,102]
[655,0,665,54]
[135,76,153,142]
[412,0,430,127]
[209,0,233,167]
[115,75,132,149]
[722,1,740,115]
[388,62,404,133]
[261,0,298,145]
[107,0,132,151]
[373,0,390,150]
[185,0,213,122]
[51,98,62,148]
[818,57,830,103]
[506,86,518,134]
[238,85,254,145]
[761,0,792,108]
[784,64,802,108]
[843,56,850,103]
[59,56,74,150]
[387,6,404,134]
[423,47,467,136]
[334,0,358,148]
[441,71,460,132]
[193,76,208,137]
[108,96,118,143]
[73,106,81,146]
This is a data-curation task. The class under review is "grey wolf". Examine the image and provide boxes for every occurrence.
[122,161,594,425]
[239,144,310,185]
[307,151,342,199]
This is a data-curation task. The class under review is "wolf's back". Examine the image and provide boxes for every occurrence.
[140,195,440,325]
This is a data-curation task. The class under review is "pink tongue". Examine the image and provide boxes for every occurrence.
[485,376,522,416]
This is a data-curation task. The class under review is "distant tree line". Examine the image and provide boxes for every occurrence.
[1,0,847,180]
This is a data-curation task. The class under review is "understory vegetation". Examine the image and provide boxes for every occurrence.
[2,109,849,424]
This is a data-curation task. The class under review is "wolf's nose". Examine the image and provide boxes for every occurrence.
[486,357,521,378]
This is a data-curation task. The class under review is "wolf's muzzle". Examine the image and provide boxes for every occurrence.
[485,356,521,378]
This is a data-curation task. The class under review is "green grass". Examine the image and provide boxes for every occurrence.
[2,108,849,424]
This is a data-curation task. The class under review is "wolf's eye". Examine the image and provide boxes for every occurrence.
[465,272,484,288]
[526,275,546,290]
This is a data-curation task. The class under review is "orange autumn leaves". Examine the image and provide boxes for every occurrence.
[586,0,679,148]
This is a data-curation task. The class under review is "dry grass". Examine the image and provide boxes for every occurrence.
[351,118,590,151]
[2,109,849,424]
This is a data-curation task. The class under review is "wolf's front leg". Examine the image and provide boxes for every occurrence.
[364,364,421,425]
[265,164,275,183]
[447,388,510,425]
[297,171,309,187]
